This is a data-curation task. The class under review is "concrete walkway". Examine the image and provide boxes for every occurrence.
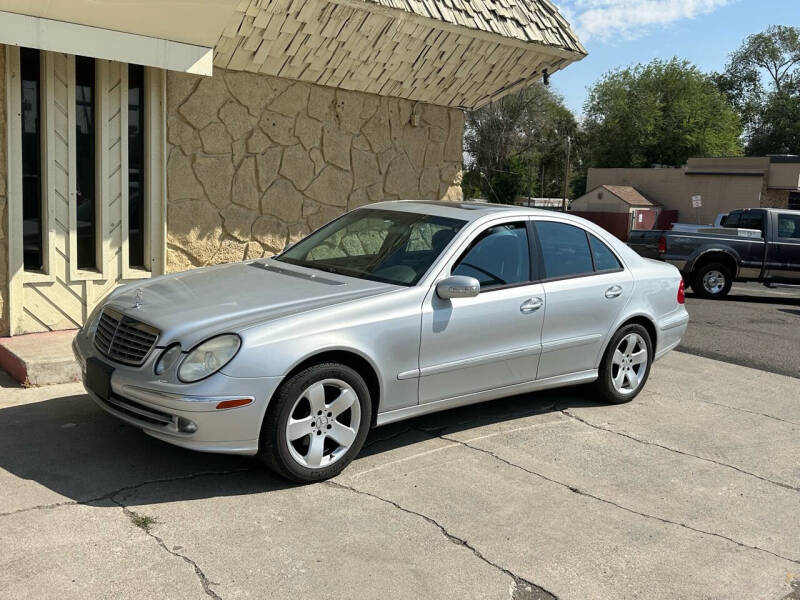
[1,353,799,599]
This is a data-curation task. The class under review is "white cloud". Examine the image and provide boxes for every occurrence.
[561,0,733,42]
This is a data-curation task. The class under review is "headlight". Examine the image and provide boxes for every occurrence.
[178,335,241,383]
[155,344,182,376]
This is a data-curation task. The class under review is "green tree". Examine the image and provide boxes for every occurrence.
[464,83,580,204]
[716,25,800,155]
[584,58,742,168]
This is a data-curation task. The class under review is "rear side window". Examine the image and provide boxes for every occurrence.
[535,222,594,279]
[589,234,622,271]
[722,212,741,228]
[739,211,764,234]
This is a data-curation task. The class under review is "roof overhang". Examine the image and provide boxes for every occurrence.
[214,0,585,109]
[0,0,241,75]
[0,0,585,108]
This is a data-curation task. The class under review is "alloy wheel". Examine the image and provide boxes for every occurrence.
[611,333,648,396]
[702,269,726,295]
[285,378,361,469]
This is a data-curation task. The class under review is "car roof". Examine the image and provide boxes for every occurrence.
[362,200,563,222]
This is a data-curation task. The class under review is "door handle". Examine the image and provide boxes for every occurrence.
[520,297,543,313]
[605,285,623,299]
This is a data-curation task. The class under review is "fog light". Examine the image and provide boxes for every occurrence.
[177,417,197,433]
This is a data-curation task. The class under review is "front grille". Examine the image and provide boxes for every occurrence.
[94,307,159,366]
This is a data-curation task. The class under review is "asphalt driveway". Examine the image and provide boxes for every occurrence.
[1,352,799,600]
[680,282,800,378]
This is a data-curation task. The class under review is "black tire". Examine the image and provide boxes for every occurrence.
[594,323,653,404]
[692,262,732,299]
[257,363,372,483]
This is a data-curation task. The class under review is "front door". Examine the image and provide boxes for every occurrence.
[765,212,800,282]
[532,220,633,380]
[5,47,165,334]
[419,219,545,404]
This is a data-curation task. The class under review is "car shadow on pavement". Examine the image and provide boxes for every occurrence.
[687,291,800,306]
[0,386,599,509]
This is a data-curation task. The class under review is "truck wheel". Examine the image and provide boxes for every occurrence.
[693,263,732,299]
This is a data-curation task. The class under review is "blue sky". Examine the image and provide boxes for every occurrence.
[551,0,800,117]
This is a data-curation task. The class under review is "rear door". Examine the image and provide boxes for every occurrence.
[736,209,768,279]
[765,212,800,282]
[534,220,633,380]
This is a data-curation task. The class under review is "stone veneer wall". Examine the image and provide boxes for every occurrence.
[165,69,464,271]
[0,48,8,335]
[759,178,790,209]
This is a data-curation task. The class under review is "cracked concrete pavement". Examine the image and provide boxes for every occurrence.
[1,352,799,599]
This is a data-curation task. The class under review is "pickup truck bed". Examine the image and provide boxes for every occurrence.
[628,208,800,299]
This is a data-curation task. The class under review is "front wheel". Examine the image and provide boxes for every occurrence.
[692,262,732,299]
[258,363,372,483]
[594,324,653,404]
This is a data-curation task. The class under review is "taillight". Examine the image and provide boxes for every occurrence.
[677,280,685,304]
[658,236,667,254]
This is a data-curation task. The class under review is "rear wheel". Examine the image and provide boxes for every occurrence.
[594,324,653,404]
[692,262,732,299]
[258,363,372,483]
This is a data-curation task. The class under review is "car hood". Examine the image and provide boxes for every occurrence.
[105,259,397,346]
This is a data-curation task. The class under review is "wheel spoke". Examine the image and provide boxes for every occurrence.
[612,368,626,390]
[623,335,636,355]
[613,349,625,366]
[328,421,356,447]
[287,416,314,442]
[305,433,325,467]
[305,383,326,414]
[626,368,640,389]
[328,388,355,417]
[630,349,647,365]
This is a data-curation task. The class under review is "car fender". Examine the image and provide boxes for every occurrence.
[685,245,740,276]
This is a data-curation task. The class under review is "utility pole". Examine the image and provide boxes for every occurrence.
[562,135,571,212]
[528,156,533,207]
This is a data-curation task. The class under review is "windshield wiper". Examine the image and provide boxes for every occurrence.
[283,259,361,279]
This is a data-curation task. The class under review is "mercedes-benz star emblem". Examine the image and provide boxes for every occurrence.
[133,288,144,310]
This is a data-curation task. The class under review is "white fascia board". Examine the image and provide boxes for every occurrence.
[0,10,213,75]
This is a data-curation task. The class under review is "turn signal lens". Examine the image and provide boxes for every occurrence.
[677,280,685,304]
[215,398,253,410]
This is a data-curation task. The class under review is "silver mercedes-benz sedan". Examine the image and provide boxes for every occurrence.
[73,201,689,482]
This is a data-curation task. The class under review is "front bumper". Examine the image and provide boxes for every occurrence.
[73,329,282,455]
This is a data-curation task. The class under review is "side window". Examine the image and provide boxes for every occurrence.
[535,222,594,279]
[589,234,622,271]
[20,48,43,272]
[452,222,530,290]
[722,211,741,228]
[777,214,800,239]
[738,211,764,234]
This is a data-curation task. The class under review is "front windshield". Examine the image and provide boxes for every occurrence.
[276,209,466,286]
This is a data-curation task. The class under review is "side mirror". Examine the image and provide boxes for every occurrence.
[436,276,480,299]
